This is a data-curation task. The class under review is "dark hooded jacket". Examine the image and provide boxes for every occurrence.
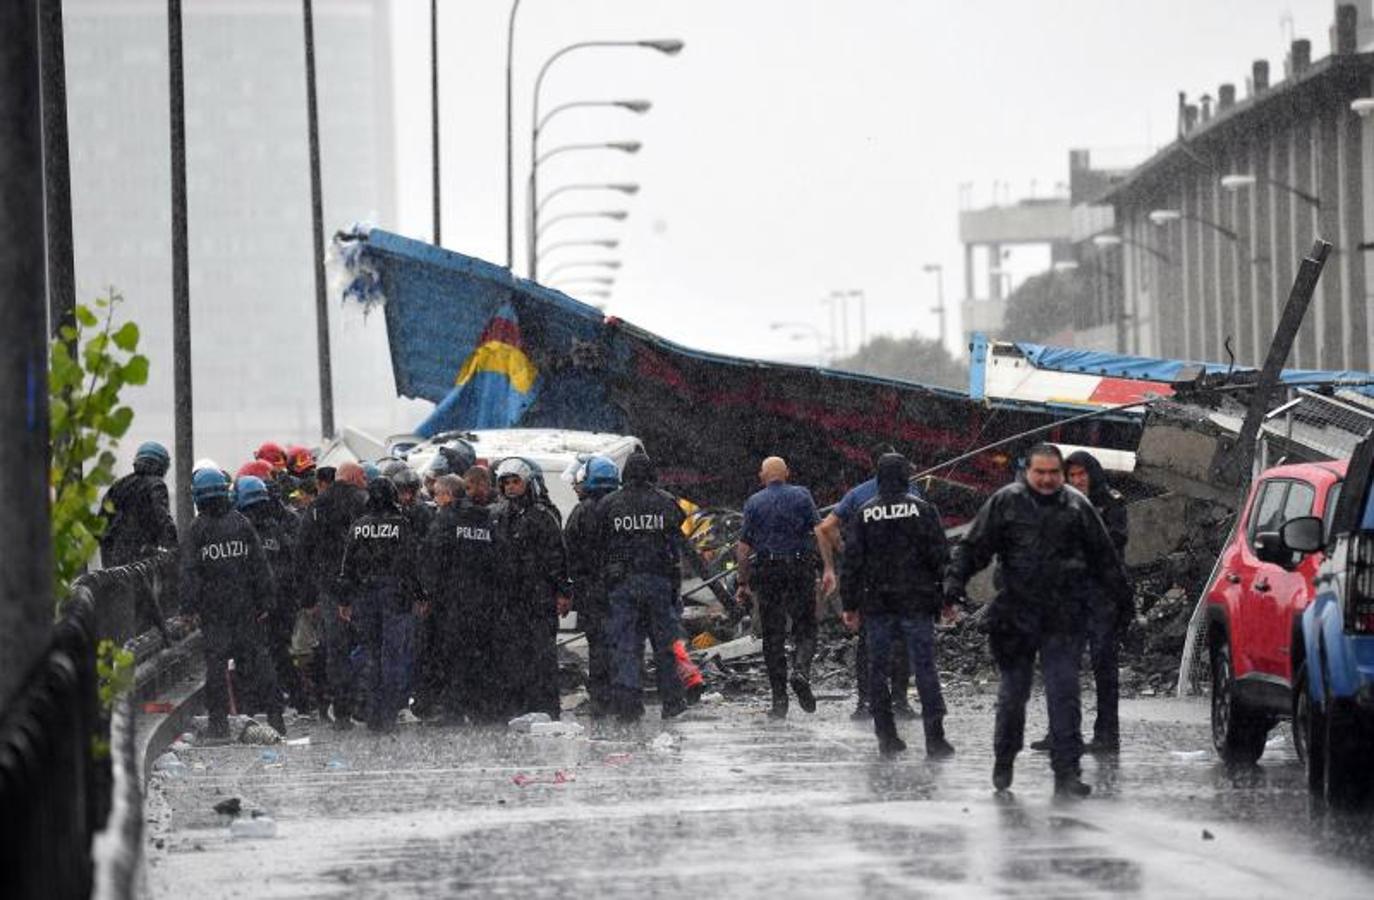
[1065,450,1128,557]
[338,480,422,610]
[242,500,298,619]
[564,487,616,612]
[495,486,569,620]
[296,480,366,607]
[421,497,503,612]
[946,475,1131,636]
[100,458,178,567]
[596,454,685,583]
[841,454,949,615]
[179,498,275,640]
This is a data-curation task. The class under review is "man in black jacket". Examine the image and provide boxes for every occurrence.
[237,475,305,714]
[338,477,424,732]
[563,456,622,717]
[180,468,284,739]
[946,444,1130,797]
[841,453,956,758]
[419,474,506,722]
[494,458,570,719]
[100,440,178,568]
[596,452,688,721]
[300,462,368,726]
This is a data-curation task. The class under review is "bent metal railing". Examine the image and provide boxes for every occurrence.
[0,551,181,900]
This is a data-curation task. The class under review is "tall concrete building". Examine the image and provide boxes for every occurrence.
[1094,2,1374,369]
[64,0,413,477]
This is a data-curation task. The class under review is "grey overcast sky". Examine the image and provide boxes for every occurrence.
[382,0,1333,365]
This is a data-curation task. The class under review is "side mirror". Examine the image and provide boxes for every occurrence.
[1280,515,1324,554]
[1253,531,1288,565]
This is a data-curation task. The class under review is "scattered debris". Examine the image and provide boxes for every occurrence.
[603,753,634,766]
[529,720,586,738]
[650,732,680,752]
[512,770,575,787]
[238,720,283,745]
[212,797,242,817]
[152,752,187,777]
[259,750,281,764]
[507,712,552,732]
[325,758,349,771]
[284,736,311,747]
[142,701,175,715]
[1202,829,1215,841]
[230,816,277,840]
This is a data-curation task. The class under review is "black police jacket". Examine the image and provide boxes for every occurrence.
[946,482,1130,634]
[100,473,178,567]
[496,496,569,619]
[841,490,949,616]
[596,483,685,582]
[564,490,613,611]
[403,500,436,537]
[420,500,503,610]
[339,509,422,609]
[296,484,366,607]
[178,504,274,636]
[243,502,298,615]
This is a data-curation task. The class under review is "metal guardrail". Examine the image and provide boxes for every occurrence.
[0,551,182,900]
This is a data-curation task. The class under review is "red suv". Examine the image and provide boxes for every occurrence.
[1206,459,1347,764]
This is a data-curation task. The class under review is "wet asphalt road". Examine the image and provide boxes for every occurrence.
[144,688,1374,899]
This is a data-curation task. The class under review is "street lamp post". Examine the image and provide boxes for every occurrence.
[1092,232,1171,264]
[1148,208,1239,242]
[922,263,946,346]
[1220,173,1321,209]
[528,142,639,274]
[536,209,629,243]
[537,237,619,263]
[537,182,639,218]
[549,275,616,290]
[770,321,829,366]
[542,259,622,281]
[504,0,522,268]
[527,38,682,278]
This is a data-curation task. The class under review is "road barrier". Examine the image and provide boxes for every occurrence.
[0,551,184,900]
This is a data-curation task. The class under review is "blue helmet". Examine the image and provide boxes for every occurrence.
[234,475,269,510]
[133,441,170,476]
[361,461,382,482]
[584,456,620,492]
[192,468,231,506]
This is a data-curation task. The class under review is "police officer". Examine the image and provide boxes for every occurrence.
[392,466,435,533]
[100,441,178,568]
[596,452,689,721]
[494,458,570,719]
[817,443,918,721]
[945,443,1130,797]
[735,456,825,718]
[1033,449,1131,754]
[840,454,956,758]
[180,469,285,738]
[420,474,505,722]
[338,477,424,732]
[299,462,367,724]
[564,456,622,717]
[236,476,305,713]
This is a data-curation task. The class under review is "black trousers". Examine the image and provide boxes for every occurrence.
[992,629,1086,777]
[855,626,911,705]
[203,627,281,727]
[579,595,613,711]
[1087,602,1120,742]
[756,559,817,696]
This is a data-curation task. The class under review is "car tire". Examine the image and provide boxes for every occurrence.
[1211,638,1268,765]
[1294,660,1324,792]
[1322,698,1371,809]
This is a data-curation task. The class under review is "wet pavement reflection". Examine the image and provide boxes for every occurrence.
[144,690,1374,898]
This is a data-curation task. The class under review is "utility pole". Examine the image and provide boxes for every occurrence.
[430,0,440,246]
[168,0,194,529]
[0,0,55,708]
[40,0,75,341]
[302,0,334,439]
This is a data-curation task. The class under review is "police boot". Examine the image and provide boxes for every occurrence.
[850,699,871,721]
[268,710,287,737]
[924,718,955,760]
[992,757,1014,792]
[1054,773,1092,799]
[789,675,817,713]
[769,683,789,720]
[892,695,919,721]
[875,712,906,757]
[1029,733,1052,752]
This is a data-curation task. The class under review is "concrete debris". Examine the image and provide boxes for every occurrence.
[212,797,242,817]
[650,732,680,752]
[229,816,277,840]
[528,720,586,738]
[152,752,187,777]
[507,712,552,732]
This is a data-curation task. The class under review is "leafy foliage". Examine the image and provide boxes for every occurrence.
[48,291,149,604]
[833,332,969,391]
[92,639,137,759]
